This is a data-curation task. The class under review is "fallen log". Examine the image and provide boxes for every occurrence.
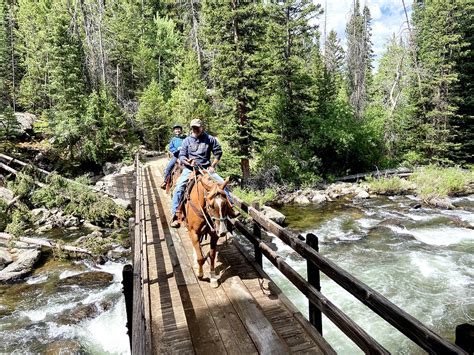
[337,167,413,182]
[0,162,46,188]
[0,232,93,256]
[0,153,116,198]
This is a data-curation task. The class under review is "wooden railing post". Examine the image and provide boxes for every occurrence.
[456,323,474,354]
[122,264,133,349]
[306,232,322,335]
[251,201,262,267]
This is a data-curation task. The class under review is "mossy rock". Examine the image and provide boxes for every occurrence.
[57,271,113,288]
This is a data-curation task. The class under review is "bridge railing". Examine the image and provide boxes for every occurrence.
[122,153,148,355]
[230,195,465,354]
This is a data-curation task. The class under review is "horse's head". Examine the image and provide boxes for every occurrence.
[206,177,231,237]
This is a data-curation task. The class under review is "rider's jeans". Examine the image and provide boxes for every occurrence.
[164,156,177,181]
[171,168,233,216]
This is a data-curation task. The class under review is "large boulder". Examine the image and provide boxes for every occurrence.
[0,248,13,270]
[57,271,114,288]
[0,248,41,283]
[260,206,286,225]
[14,112,37,133]
[0,187,14,203]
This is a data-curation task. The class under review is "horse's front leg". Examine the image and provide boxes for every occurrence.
[209,233,219,288]
[190,230,204,278]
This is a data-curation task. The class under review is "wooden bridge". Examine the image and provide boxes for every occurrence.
[122,155,468,355]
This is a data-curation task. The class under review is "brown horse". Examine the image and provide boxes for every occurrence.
[181,172,233,287]
[165,162,183,194]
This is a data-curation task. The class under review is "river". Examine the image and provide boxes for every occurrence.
[0,254,130,354]
[256,194,473,353]
[1,194,472,354]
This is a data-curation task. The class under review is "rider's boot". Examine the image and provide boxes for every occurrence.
[170,214,180,228]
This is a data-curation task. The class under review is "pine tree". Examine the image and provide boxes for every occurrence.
[262,0,322,142]
[0,0,10,109]
[46,0,87,158]
[346,0,372,119]
[168,50,212,130]
[202,0,267,182]
[136,79,168,150]
[16,0,51,112]
[324,30,345,89]
[410,0,469,163]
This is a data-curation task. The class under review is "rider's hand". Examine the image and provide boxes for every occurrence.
[208,166,215,174]
[189,159,196,167]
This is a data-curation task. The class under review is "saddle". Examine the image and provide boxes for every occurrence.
[175,171,211,223]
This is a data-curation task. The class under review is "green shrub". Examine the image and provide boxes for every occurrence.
[366,176,414,195]
[7,172,35,199]
[0,199,9,231]
[5,207,31,236]
[31,173,131,227]
[232,186,277,206]
[410,165,474,198]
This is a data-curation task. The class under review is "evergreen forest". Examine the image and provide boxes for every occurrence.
[1,0,472,187]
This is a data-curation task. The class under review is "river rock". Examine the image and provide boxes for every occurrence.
[31,208,50,224]
[75,230,104,245]
[0,187,14,203]
[0,248,41,283]
[44,339,84,355]
[0,248,13,270]
[83,221,102,231]
[260,206,286,225]
[36,223,53,233]
[113,197,131,209]
[425,196,454,210]
[57,271,114,288]
[311,193,327,204]
[294,194,311,205]
[57,303,100,325]
[354,190,370,199]
[102,162,124,175]
[64,215,80,228]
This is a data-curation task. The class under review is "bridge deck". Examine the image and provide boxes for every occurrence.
[140,157,332,354]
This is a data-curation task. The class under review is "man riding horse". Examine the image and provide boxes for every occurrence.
[161,124,185,190]
[170,118,232,228]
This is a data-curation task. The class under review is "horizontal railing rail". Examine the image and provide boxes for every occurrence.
[231,195,465,354]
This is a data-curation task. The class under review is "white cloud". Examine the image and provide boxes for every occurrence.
[315,0,412,70]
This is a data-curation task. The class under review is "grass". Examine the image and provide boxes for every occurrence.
[366,165,473,199]
[232,186,277,206]
[366,176,414,195]
[410,165,474,199]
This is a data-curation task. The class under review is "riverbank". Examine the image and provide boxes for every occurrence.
[0,161,134,283]
[263,166,473,209]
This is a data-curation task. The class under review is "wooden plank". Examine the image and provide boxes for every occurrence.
[179,284,227,354]
[143,163,194,354]
[199,275,259,354]
[221,276,288,355]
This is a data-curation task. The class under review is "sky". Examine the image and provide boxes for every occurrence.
[316,0,412,70]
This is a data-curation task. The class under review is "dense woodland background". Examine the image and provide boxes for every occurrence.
[0,0,472,187]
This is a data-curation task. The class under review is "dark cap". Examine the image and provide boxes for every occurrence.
[172,124,182,130]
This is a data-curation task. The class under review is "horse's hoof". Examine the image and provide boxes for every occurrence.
[197,270,204,279]
[210,278,219,288]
